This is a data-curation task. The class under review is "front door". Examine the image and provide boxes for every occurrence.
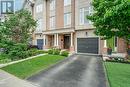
[37,39,43,50]
[64,35,70,49]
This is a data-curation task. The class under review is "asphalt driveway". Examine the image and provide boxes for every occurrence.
[27,54,107,87]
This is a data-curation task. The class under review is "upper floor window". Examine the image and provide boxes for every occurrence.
[64,13,71,26]
[36,4,43,13]
[50,16,55,29]
[36,19,43,32]
[79,6,93,25]
[50,0,56,10]
[64,0,71,6]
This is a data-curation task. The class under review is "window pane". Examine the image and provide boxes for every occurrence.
[64,13,71,26]
[36,19,43,32]
[50,0,55,10]
[36,4,43,13]
[50,16,55,29]
[64,0,71,6]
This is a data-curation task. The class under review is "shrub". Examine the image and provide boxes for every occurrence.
[27,49,38,56]
[0,53,9,60]
[36,50,48,54]
[48,49,53,54]
[8,43,28,60]
[53,49,60,55]
[61,51,69,57]
[28,45,38,50]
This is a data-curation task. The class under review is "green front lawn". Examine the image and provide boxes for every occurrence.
[105,62,130,87]
[1,55,65,79]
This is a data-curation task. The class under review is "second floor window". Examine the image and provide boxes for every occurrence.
[64,13,71,26]
[36,19,43,32]
[50,0,56,10]
[64,0,71,6]
[36,4,43,13]
[50,16,55,29]
[79,6,93,25]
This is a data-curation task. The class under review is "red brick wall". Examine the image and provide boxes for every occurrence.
[117,38,126,53]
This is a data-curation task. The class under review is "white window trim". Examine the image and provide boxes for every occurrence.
[36,4,43,13]
[79,6,93,25]
[50,0,56,11]
[36,19,43,32]
[50,16,55,29]
[64,13,71,26]
[64,0,71,6]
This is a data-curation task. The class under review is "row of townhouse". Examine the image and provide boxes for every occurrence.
[23,0,126,54]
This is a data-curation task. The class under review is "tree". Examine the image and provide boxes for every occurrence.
[1,9,36,44]
[0,9,36,57]
[87,0,130,49]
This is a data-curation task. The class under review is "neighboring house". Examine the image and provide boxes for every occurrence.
[23,0,126,54]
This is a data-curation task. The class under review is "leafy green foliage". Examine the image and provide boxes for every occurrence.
[48,49,53,54]
[87,0,130,42]
[0,10,36,61]
[53,49,60,55]
[61,51,69,57]
[1,9,36,43]
[48,48,61,55]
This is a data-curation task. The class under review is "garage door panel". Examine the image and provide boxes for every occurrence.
[77,38,99,54]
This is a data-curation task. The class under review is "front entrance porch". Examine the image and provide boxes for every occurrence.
[43,33,75,53]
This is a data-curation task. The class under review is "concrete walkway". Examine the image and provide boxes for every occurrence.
[0,70,38,87]
[27,54,107,87]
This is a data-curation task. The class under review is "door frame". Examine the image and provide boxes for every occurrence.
[76,37,100,54]
[37,39,44,50]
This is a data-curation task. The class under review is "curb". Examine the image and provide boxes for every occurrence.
[103,61,110,87]
[75,53,102,57]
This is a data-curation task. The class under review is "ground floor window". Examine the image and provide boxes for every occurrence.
[107,37,117,52]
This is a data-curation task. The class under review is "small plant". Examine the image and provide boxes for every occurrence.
[61,51,69,57]
[53,49,60,55]
[48,49,53,54]
[36,50,48,54]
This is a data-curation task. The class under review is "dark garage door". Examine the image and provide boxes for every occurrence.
[77,38,99,54]
[37,39,44,50]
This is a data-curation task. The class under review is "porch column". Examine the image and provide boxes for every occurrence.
[104,40,107,48]
[43,35,46,46]
[54,34,57,46]
[103,40,108,54]
[71,33,73,47]
[56,34,59,46]
[70,32,75,53]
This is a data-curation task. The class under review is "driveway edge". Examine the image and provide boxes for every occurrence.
[103,61,110,87]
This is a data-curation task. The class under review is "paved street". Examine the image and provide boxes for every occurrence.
[27,54,107,87]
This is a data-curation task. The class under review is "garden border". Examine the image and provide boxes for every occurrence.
[0,54,46,68]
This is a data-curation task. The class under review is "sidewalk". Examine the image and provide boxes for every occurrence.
[0,70,39,87]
